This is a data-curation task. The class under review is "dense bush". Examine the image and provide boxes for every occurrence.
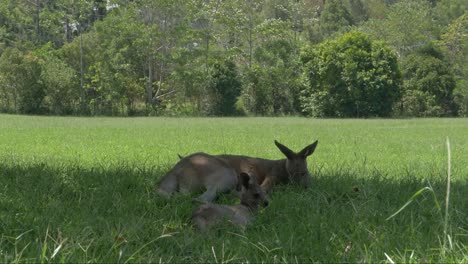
[399,44,457,116]
[0,48,45,114]
[439,14,467,116]
[239,39,302,116]
[208,59,241,116]
[300,32,401,117]
[398,90,443,117]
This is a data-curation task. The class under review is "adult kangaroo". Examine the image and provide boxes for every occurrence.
[156,140,318,202]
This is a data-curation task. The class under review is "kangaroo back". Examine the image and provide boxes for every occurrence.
[156,139,318,200]
[156,153,238,202]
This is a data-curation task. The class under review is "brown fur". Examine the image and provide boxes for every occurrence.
[156,140,318,202]
[192,172,268,232]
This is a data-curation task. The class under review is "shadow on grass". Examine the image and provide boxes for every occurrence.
[0,162,466,262]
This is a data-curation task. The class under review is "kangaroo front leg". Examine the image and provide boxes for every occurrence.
[195,185,218,203]
[156,174,178,198]
[197,167,238,202]
[260,177,274,193]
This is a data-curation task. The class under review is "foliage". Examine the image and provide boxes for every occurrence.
[433,0,467,27]
[240,39,302,116]
[0,48,45,114]
[300,32,401,117]
[208,59,241,116]
[347,0,368,24]
[0,0,466,117]
[438,14,468,116]
[398,89,443,117]
[34,43,80,115]
[399,44,457,116]
[359,0,436,56]
[319,0,353,38]
[240,65,274,115]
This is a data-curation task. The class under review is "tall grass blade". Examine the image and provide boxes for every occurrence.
[40,227,49,264]
[124,233,176,264]
[50,243,63,259]
[384,252,395,264]
[13,242,31,264]
[443,137,452,256]
[386,187,431,221]
[15,229,33,241]
[40,241,47,263]
[212,246,218,264]
[426,180,441,211]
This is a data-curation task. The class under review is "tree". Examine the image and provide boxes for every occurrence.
[433,0,467,27]
[240,39,302,115]
[362,0,388,20]
[399,89,443,117]
[359,0,436,56]
[399,44,457,116]
[91,5,147,115]
[0,48,45,114]
[0,48,23,112]
[240,65,273,115]
[137,0,189,112]
[439,14,467,116]
[208,59,241,116]
[319,0,353,38]
[347,0,368,24]
[0,0,463,117]
[300,31,401,117]
[34,43,79,114]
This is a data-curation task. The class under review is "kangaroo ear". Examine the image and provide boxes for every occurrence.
[239,172,251,189]
[274,140,295,159]
[299,140,318,158]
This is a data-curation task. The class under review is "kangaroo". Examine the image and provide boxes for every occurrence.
[192,172,268,232]
[156,140,318,202]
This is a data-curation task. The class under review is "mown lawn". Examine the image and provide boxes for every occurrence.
[0,115,467,262]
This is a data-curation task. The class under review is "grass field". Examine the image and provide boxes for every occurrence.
[0,114,467,263]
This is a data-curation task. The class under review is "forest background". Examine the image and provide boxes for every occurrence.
[0,0,466,117]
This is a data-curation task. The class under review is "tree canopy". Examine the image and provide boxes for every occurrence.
[300,32,400,117]
[0,0,466,117]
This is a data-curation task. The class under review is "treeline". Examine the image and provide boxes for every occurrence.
[0,0,466,117]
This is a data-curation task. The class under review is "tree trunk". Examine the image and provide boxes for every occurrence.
[80,31,86,112]
[147,58,154,106]
[35,0,41,43]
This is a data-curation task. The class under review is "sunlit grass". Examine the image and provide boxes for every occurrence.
[0,115,467,262]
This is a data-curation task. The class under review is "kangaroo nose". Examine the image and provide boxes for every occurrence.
[263,200,269,207]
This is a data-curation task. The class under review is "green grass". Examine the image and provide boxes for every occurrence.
[0,115,467,262]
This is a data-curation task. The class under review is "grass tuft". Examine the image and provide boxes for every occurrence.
[443,137,452,256]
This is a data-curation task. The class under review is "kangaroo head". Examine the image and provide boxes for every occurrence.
[274,140,318,188]
[239,172,269,210]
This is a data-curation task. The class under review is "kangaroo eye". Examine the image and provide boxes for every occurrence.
[253,193,260,198]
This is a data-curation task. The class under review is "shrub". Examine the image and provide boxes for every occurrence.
[300,31,401,117]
